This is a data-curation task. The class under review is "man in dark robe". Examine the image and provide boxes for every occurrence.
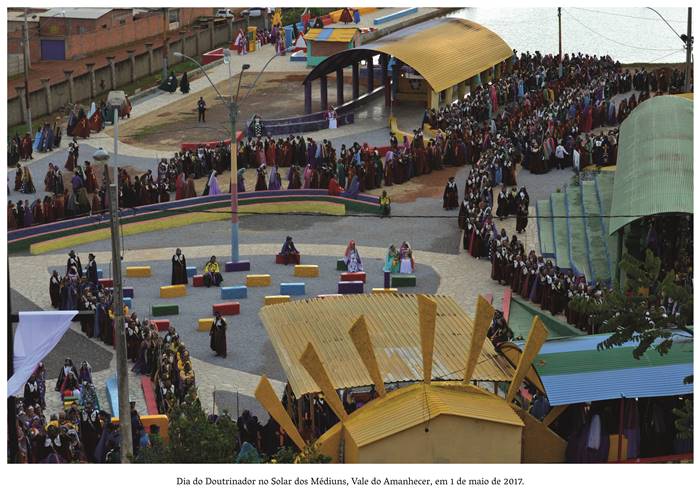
[180,72,190,94]
[210,312,227,358]
[80,401,103,462]
[54,358,78,392]
[49,270,61,308]
[443,177,458,210]
[279,236,299,262]
[171,248,188,285]
[86,253,98,286]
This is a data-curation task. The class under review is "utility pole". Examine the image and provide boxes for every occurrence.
[162,8,169,81]
[22,8,33,134]
[7,264,18,463]
[558,7,563,79]
[685,7,693,92]
[94,111,133,462]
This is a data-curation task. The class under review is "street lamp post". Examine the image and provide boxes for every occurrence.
[173,52,249,262]
[93,126,133,463]
[174,47,293,261]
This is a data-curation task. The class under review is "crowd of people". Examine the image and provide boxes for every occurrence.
[13,247,203,463]
[432,50,687,335]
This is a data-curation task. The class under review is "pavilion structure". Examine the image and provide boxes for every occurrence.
[301,17,513,114]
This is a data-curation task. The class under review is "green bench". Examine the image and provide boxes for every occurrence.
[391,274,416,287]
[336,259,347,271]
[151,304,179,317]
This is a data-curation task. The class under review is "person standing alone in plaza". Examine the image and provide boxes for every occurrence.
[198,97,207,123]
[210,311,227,358]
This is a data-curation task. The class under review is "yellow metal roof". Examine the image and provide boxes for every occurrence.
[304,27,359,43]
[304,18,513,93]
[325,383,524,448]
[259,294,514,395]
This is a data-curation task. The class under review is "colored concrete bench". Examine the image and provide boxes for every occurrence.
[276,253,301,265]
[247,274,272,287]
[160,284,187,298]
[391,274,417,287]
[126,266,152,277]
[186,266,197,278]
[140,377,159,416]
[280,282,306,295]
[192,274,205,287]
[99,278,113,288]
[221,286,247,299]
[294,264,319,277]
[338,281,364,294]
[225,260,251,272]
[96,268,103,279]
[264,295,291,305]
[150,319,170,331]
[123,287,134,298]
[151,304,179,316]
[123,297,133,309]
[106,375,119,417]
[213,302,240,316]
[341,271,366,283]
[372,288,398,294]
[384,271,390,289]
[198,318,214,332]
[336,259,347,271]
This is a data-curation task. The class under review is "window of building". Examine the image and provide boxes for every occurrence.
[169,9,179,23]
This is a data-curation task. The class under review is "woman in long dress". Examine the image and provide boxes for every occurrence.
[383,245,399,273]
[399,242,415,274]
[344,240,363,273]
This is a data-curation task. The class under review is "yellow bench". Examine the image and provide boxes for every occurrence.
[247,274,272,287]
[372,288,398,294]
[159,284,187,298]
[198,318,214,332]
[294,264,320,277]
[126,266,152,277]
[264,295,291,306]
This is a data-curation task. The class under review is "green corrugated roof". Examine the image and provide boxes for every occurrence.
[507,296,584,340]
[609,95,694,235]
[536,341,693,376]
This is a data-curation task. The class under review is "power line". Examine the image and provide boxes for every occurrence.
[571,7,685,24]
[562,8,680,52]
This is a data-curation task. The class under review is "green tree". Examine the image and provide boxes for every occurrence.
[137,402,239,463]
[595,249,693,361]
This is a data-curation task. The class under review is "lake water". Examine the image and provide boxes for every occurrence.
[451,7,689,64]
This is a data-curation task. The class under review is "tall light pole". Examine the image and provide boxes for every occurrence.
[93,113,133,462]
[558,7,563,79]
[22,8,33,134]
[683,8,693,92]
[162,8,170,81]
[173,52,249,262]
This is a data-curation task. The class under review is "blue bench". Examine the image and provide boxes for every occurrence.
[123,297,133,309]
[280,282,306,296]
[186,266,197,278]
[221,286,247,299]
[96,268,103,279]
[338,281,364,294]
[123,287,134,298]
[225,260,251,272]
[106,374,119,418]
[373,7,417,25]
